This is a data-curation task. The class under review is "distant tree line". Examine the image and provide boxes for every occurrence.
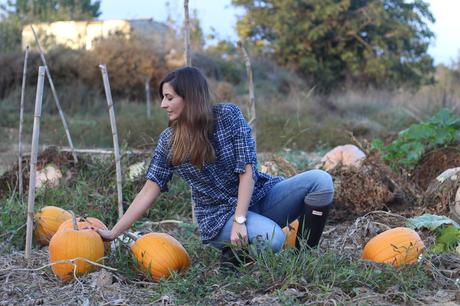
[232,0,436,90]
[0,0,101,52]
[0,0,440,91]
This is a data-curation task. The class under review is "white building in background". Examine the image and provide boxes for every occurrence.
[22,18,169,51]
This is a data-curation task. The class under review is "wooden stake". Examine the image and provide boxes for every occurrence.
[145,77,152,118]
[31,146,149,156]
[183,0,195,224]
[99,64,124,220]
[30,25,78,164]
[237,41,256,142]
[183,0,191,66]
[18,46,29,203]
[25,66,46,259]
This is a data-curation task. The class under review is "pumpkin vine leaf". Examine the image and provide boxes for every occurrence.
[371,108,460,170]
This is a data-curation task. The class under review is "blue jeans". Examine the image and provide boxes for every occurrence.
[208,169,334,252]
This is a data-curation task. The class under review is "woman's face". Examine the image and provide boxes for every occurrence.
[161,82,185,122]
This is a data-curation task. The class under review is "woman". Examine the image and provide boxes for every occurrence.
[98,66,334,261]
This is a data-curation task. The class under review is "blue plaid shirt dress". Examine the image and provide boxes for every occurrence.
[145,103,283,241]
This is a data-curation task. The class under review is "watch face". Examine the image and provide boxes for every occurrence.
[236,216,246,224]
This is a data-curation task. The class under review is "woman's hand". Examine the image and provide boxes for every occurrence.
[230,223,248,247]
[97,228,117,241]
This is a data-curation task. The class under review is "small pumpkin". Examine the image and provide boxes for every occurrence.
[49,213,104,282]
[282,219,299,248]
[129,232,190,281]
[34,206,72,245]
[57,216,110,254]
[362,227,425,267]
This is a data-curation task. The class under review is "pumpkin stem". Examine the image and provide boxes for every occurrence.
[69,210,78,231]
[123,231,139,241]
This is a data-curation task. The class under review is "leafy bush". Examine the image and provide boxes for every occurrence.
[0,37,174,102]
[192,52,243,84]
[372,108,460,169]
[88,36,173,100]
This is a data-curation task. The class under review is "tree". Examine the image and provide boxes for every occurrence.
[232,0,435,90]
[189,9,205,52]
[2,0,101,22]
[0,0,101,52]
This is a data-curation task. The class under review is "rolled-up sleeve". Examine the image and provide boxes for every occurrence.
[229,105,257,177]
[145,129,173,192]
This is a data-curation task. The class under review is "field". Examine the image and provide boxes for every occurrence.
[0,59,460,305]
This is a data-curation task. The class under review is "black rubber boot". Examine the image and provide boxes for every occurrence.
[220,246,239,272]
[219,246,252,273]
[295,203,332,249]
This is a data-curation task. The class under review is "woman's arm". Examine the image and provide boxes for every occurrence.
[231,164,255,246]
[98,180,161,240]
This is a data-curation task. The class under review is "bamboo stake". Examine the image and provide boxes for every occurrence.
[30,25,78,164]
[183,0,191,66]
[18,46,29,203]
[145,76,152,118]
[29,146,149,156]
[183,0,195,224]
[99,64,124,220]
[25,66,46,259]
[237,41,256,142]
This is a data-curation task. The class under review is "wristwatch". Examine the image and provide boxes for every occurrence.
[233,215,247,224]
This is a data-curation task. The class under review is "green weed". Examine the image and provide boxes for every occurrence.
[372,108,460,170]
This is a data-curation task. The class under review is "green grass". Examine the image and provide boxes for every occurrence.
[0,195,27,251]
[1,88,418,154]
[146,244,430,304]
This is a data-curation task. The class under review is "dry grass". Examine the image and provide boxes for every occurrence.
[0,247,160,305]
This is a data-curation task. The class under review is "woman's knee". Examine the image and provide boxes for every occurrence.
[303,169,334,206]
[307,169,333,190]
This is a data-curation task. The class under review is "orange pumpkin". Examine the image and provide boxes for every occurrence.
[130,233,190,281]
[282,219,299,248]
[362,227,425,267]
[57,216,110,254]
[34,206,72,245]
[49,215,104,282]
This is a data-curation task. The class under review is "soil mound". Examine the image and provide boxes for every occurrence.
[328,151,421,223]
[0,146,76,197]
[423,167,460,222]
[411,146,460,190]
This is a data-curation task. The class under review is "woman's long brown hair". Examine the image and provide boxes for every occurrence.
[159,67,215,167]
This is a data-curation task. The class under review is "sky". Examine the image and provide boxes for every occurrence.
[99,0,244,43]
[98,0,460,66]
[426,0,460,65]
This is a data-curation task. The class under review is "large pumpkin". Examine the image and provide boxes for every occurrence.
[34,206,72,245]
[49,216,104,282]
[362,227,425,267]
[282,219,299,248]
[57,216,110,254]
[130,233,190,281]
